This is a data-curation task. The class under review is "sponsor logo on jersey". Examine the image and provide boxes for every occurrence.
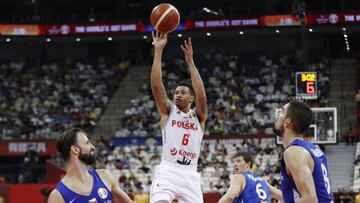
[169,147,197,159]
[179,149,197,159]
[171,120,198,131]
[97,188,108,199]
[170,148,177,155]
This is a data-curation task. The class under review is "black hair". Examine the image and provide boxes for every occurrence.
[232,151,253,168]
[57,128,84,161]
[286,101,313,134]
[176,80,195,96]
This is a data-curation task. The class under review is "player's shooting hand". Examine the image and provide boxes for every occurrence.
[152,31,167,49]
[181,37,194,64]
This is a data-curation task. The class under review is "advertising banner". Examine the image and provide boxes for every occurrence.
[0,140,57,156]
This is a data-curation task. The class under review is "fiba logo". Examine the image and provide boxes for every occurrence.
[60,25,70,35]
[97,188,108,199]
[328,14,339,24]
[170,148,177,156]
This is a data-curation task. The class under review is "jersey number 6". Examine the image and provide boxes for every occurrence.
[182,134,190,145]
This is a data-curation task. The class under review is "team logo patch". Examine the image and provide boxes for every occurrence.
[97,188,108,199]
[170,148,177,155]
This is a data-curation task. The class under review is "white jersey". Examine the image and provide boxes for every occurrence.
[161,104,204,167]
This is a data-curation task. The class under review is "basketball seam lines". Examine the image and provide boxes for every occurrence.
[154,5,175,31]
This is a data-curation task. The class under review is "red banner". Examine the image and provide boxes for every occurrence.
[0,24,40,35]
[40,21,145,35]
[185,17,260,30]
[305,12,360,25]
[0,140,57,156]
[262,15,301,26]
[9,184,55,203]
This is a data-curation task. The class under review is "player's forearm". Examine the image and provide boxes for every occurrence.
[187,61,206,101]
[218,195,234,203]
[151,48,164,88]
[269,186,283,201]
[296,196,318,203]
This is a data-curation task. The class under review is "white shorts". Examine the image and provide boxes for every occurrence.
[150,161,203,203]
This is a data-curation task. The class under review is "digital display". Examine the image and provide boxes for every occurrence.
[296,72,318,100]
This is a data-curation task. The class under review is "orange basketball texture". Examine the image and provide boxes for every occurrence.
[150,3,180,33]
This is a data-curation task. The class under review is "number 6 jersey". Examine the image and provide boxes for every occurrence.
[161,104,204,166]
[280,139,334,203]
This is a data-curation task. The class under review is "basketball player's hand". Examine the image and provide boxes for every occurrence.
[152,31,167,49]
[181,37,194,64]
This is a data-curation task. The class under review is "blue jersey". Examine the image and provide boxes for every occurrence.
[281,139,334,203]
[56,169,113,203]
[234,171,271,203]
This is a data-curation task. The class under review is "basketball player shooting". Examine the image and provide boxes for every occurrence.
[48,128,134,203]
[149,31,207,203]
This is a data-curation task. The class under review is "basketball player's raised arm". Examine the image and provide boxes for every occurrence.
[284,147,318,203]
[98,169,134,203]
[48,189,65,203]
[218,174,244,203]
[266,182,284,202]
[151,31,172,117]
[181,37,208,125]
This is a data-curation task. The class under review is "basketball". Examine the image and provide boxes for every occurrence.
[150,3,180,33]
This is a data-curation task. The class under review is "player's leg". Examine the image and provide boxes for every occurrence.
[150,166,176,203]
[150,193,172,203]
[177,172,203,203]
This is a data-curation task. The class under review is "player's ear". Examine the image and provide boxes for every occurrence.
[284,117,292,128]
[71,145,80,155]
[190,95,195,103]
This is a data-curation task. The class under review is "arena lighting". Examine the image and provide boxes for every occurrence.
[5,38,10,42]
[343,29,350,52]
[177,33,182,38]
[239,31,244,35]
[309,28,313,32]
[107,37,112,41]
[76,38,81,42]
[202,7,218,15]
[46,38,51,42]
[206,32,211,36]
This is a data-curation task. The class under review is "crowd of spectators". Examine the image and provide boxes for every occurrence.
[0,57,128,139]
[116,51,331,137]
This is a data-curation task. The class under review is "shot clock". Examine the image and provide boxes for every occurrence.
[295,72,318,100]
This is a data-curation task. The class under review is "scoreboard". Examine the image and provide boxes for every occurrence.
[295,72,318,100]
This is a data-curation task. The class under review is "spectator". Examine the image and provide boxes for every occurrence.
[355,155,360,165]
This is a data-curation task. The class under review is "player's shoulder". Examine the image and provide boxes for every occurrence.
[284,145,313,165]
[95,169,112,179]
[48,189,65,203]
[230,173,246,183]
[95,169,116,184]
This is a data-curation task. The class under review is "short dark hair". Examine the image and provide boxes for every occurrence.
[57,128,84,161]
[232,151,253,168]
[176,80,195,96]
[286,101,313,134]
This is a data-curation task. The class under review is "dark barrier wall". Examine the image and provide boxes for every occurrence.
[45,160,65,183]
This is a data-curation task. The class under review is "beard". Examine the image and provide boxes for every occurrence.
[78,149,96,165]
[272,126,283,138]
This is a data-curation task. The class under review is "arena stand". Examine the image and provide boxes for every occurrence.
[0,57,128,140]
